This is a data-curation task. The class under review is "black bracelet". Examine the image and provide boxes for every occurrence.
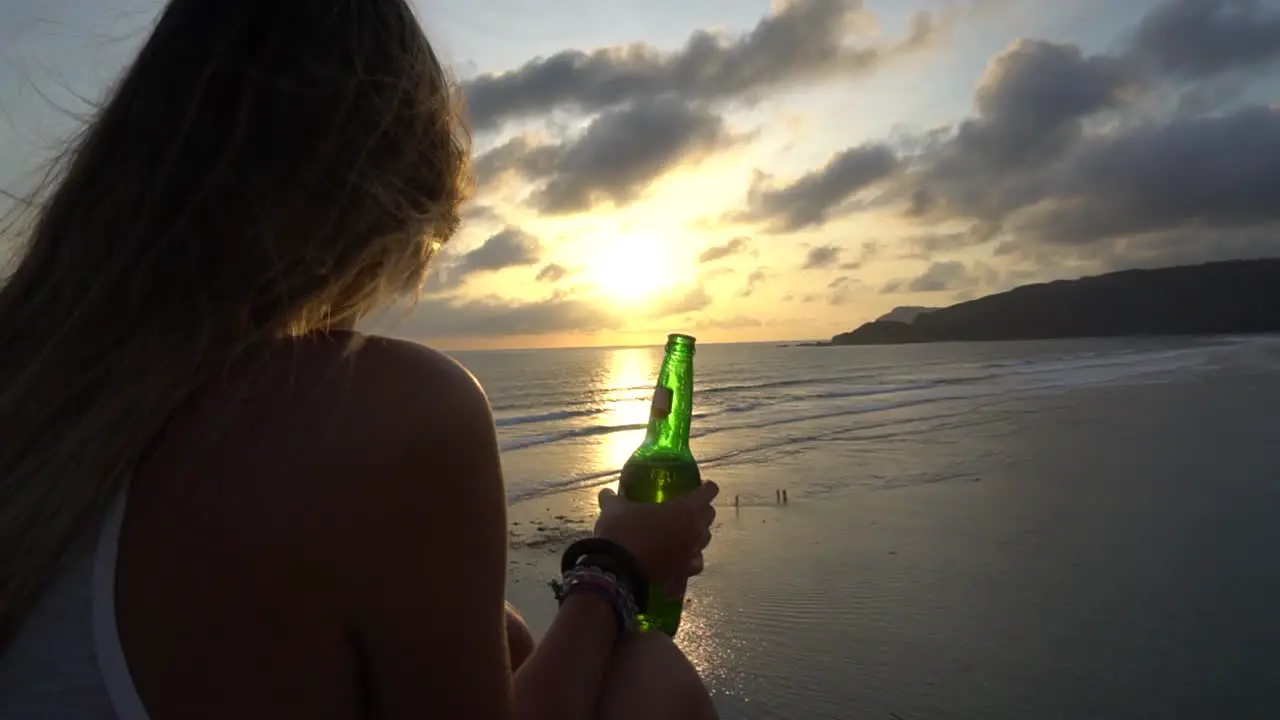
[561,537,650,614]
[551,566,639,634]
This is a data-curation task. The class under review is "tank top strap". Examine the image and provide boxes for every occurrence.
[91,485,151,720]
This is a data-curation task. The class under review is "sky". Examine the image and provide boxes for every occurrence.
[2,0,1279,350]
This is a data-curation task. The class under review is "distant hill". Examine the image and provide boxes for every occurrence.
[831,259,1280,346]
[876,306,939,324]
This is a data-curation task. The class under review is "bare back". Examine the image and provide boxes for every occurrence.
[114,332,510,718]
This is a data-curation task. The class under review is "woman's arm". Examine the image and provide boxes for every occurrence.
[514,593,618,719]
[329,340,621,720]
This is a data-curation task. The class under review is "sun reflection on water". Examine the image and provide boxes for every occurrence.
[594,347,655,481]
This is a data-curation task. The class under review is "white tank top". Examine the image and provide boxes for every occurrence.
[0,490,150,718]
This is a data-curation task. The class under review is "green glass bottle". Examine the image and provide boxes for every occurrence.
[619,333,702,637]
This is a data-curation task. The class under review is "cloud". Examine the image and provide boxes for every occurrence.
[460,0,963,132]
[698,236,753,263]
[455,227,541,275]
[536,263,570,283]
[461,203,503,227]
[474,98,741,215]
[738,267,768,297]
[802,245,842,269]
[1005,106,1280,247]
[766,0,1280,274]
[826,275,861,305]
[898,222,1001,259]
[649,285,713,317]
[695,315,764,330]
[800,241,879,269]
[368,293,621,340]
[839,239,881,269]
[912,39,1139,222]
[738,143,899,232]
[1129,0,1280,80]
[421,227,542,293]
[882,260,999,295]
[378,275,711,342]
[473,137,560,190]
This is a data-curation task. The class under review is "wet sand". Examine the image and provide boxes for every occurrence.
[506,366,1280,718]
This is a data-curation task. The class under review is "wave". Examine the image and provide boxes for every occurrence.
[494,407,606,427]
[499,387,973,454]
[504,400,1019,503]
[501,421,648,451]
[501,345,1216,502]
[495,349,1197,454]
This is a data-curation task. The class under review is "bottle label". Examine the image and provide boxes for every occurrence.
[650,386,672,418]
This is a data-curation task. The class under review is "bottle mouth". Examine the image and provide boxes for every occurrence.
[666,333,696,355]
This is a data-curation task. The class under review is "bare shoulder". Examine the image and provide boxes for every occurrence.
[140,329,503,541]
[244,330,501,507]
[253,332,509,609]
[120,333,510,715]
[133,329,508,608]
[286,331,491,434]
[212,331,496,466]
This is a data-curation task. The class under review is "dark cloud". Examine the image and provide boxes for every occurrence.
[475,99,740,215]
[536,263,569,283]
[882,260,998,294]
[461,0,959,132]
[739,143,899,232]
[914,39,1138,222]
[898,222,1000,259]
[801,241,878,269]
[757,0,1280,274]
[1006,106,1280,247]
[802,245,842,269]
[420,227,542,293]
[455,228,541,275]
[472,137,560,189]
[698,236,753,263]
[1130,0,1280,80]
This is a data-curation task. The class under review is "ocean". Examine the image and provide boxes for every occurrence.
[456,336,1280,719]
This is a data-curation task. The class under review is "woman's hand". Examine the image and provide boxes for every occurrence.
[593,481,719,584]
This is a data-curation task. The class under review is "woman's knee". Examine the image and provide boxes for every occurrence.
[505,603,535,671]
[601,632,718,719]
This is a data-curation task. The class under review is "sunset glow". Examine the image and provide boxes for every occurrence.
[2,0,1277,351]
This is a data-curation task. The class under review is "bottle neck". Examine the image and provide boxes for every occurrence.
[636,343,695,459]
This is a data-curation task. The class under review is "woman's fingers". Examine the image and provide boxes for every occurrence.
[689,480,720,505]
[597,487,618,511]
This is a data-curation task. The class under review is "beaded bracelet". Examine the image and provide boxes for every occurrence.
[550,565,639,634]
[561,537,649,614]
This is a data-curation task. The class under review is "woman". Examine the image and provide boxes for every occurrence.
[0,0,720,717]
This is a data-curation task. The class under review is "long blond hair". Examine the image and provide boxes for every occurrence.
[0,0,470,647]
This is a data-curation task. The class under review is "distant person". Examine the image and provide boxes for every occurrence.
[0,1,719,718]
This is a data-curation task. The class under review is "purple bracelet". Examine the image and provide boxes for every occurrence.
[551,566,639,633]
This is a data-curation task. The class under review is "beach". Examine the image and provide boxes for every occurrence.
[468,336,1280,718]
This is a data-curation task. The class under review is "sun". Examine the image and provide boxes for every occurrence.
[585,236,673,306]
